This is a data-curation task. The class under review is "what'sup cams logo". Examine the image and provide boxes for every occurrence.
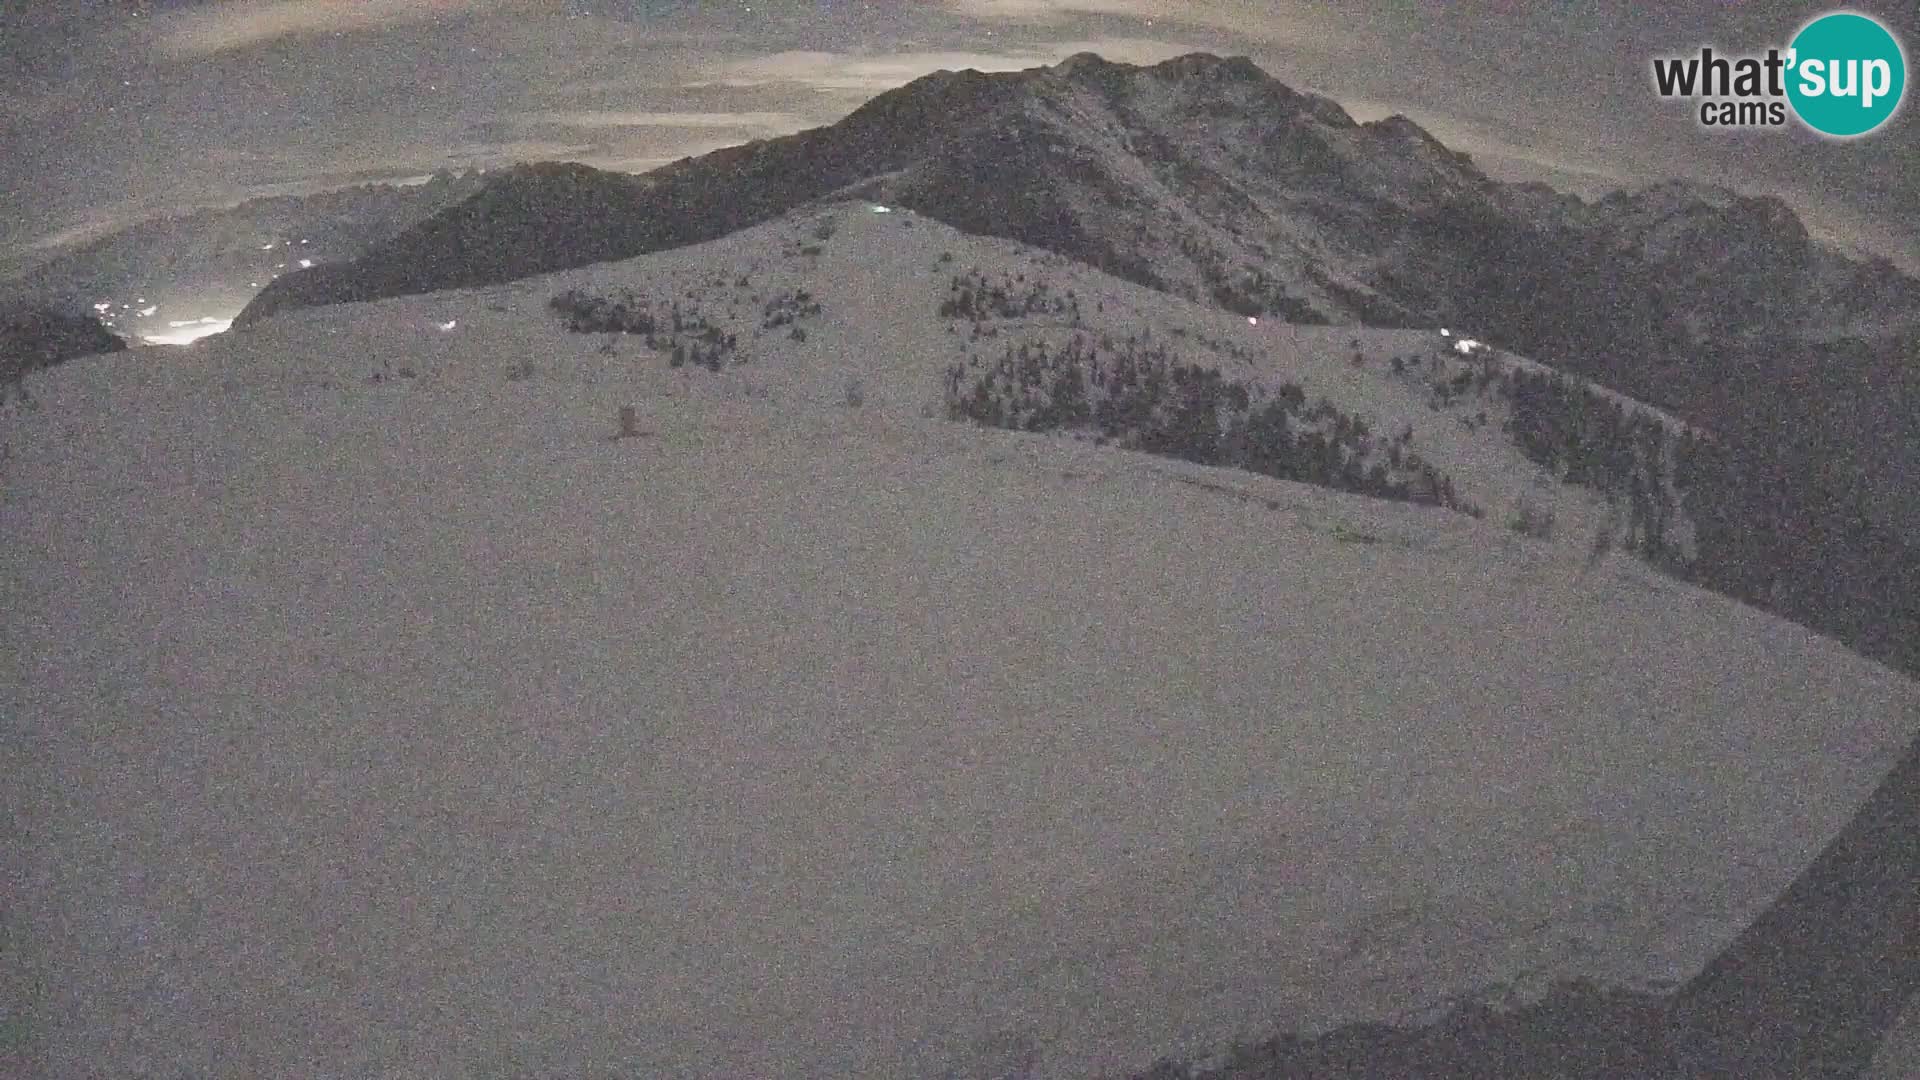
[1653,9,1907,138]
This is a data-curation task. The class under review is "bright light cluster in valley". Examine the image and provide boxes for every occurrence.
[141,316,234,345]
[82,237,322,345]
[91,295,237,345]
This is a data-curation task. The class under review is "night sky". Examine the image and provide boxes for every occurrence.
[3,1,1916,271]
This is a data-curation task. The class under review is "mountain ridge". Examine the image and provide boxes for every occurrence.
[236,52,1483,327]
[1,304,125,393]
[233,51,1920,373]
[230,51,1920,536]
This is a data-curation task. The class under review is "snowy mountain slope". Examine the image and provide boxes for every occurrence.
[6,202,1918,1079]
[223,51,1920,553]
[233,201,1697,565]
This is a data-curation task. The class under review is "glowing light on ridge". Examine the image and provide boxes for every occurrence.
[142,316,232,345]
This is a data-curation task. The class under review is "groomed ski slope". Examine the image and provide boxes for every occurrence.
[6,204,1917,1079]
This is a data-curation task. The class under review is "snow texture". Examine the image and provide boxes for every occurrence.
[6,203,1915,1079]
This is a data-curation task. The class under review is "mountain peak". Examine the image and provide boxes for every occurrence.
[1047,50,1275,93]
[1603,178,1741,214]
[1148,52,1270,83]
[1055,51,1119,76]
[1043,51,1352,126]
[1361,113,1477,172]
[1366,113,1440,144]
[1593,178,1813,262]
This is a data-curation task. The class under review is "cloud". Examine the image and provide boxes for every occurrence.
[945,0,1354,52]
[18,215,140,253]
[436,138,602,166]
[1339,98,1634,196]
[689,38,1197,93]
[572,142,764,173]
[948,0,1187,19]
[690,49,1046,92]
[154,0,536,58]
[510,110,806,131]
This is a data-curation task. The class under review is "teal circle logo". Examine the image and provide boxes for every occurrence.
[1786,11,1907,137]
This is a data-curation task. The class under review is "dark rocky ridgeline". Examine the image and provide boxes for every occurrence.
[235,68,1024,327]
[237,163,655,325]
[220,50,1920,390]
[1,305,126,388]
[233,51,1497,330]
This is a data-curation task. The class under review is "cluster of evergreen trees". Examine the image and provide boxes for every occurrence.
[938,270,1082,322]
[1459,344,1920,676]
[1176,235,1323,322]
[760,288,822,330]
[1428,360,1498,409]
[548,287,739,371]
[779,218,836,259]
[550,287,656,336]
[1499,367,1686,566]
[943,332,1478,515]
[1384,342,1691,569]
[1670,424,1920,675]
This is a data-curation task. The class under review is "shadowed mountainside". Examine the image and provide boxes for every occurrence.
[1,305,125,390]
